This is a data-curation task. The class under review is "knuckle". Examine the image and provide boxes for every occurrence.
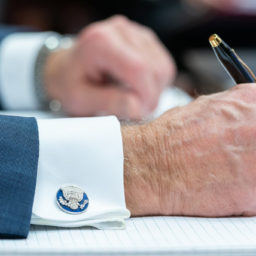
[194,94,216,111]
[144,26,157,38]
[81,24,109,43]
[110,15,129,25]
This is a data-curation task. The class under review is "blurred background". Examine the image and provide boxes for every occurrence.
[1,0,256,96]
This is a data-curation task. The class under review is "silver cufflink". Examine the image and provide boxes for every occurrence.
[56,185,89,214]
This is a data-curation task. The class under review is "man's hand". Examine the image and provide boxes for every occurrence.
[44,15,176,119]
[123,83,256,217]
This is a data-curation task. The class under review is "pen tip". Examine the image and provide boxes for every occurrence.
[209,34,222,47]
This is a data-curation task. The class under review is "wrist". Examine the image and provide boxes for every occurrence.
[122,112,193,217]
[44,38,75,106]
[122,120,184,216]
[34,33,63,109]
[122,124,161,216]
[44,49,66,100]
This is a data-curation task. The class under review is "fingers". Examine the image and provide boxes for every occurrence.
[85,35,159,113]
[78,15,176,116]
[112,17,176,88]
[65,83,148,120]
[90,86,145,120]
[108,15,176,88]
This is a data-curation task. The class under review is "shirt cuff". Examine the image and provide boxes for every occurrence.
[32,116,130,229]
[0,32,55,110]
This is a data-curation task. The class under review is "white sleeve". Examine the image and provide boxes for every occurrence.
[0,32,55,110]
[31,116,130,229]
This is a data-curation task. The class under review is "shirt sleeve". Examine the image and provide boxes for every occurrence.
[32,116,130,229]
[0,32,55,110]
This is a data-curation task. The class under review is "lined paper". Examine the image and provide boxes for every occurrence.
[1,217,256,255]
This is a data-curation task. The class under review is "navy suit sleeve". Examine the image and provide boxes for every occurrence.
[0,115,39,238]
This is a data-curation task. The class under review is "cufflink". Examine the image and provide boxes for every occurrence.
[56,185,89,214]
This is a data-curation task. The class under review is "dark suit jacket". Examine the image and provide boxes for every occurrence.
[0,27,38,238]
[0,115,38,238]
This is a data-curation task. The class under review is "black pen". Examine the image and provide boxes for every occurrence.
[209,34,256,84]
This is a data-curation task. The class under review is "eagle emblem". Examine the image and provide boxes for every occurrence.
[56,185,89,214]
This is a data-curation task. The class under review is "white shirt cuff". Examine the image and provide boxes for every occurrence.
[32,116,130,229]
[0,32,55,110]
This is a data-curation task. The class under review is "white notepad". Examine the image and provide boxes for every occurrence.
[1,217,256,255]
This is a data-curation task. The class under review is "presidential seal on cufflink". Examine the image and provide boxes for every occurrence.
[56,185,89,214]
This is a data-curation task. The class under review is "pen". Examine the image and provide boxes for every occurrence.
[209,34,256,84]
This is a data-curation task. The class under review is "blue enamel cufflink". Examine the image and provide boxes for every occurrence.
[56,185,89,214]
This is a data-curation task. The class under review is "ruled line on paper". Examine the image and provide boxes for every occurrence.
[1,216,256,254]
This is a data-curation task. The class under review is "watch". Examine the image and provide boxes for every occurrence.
[34,33,74,111]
